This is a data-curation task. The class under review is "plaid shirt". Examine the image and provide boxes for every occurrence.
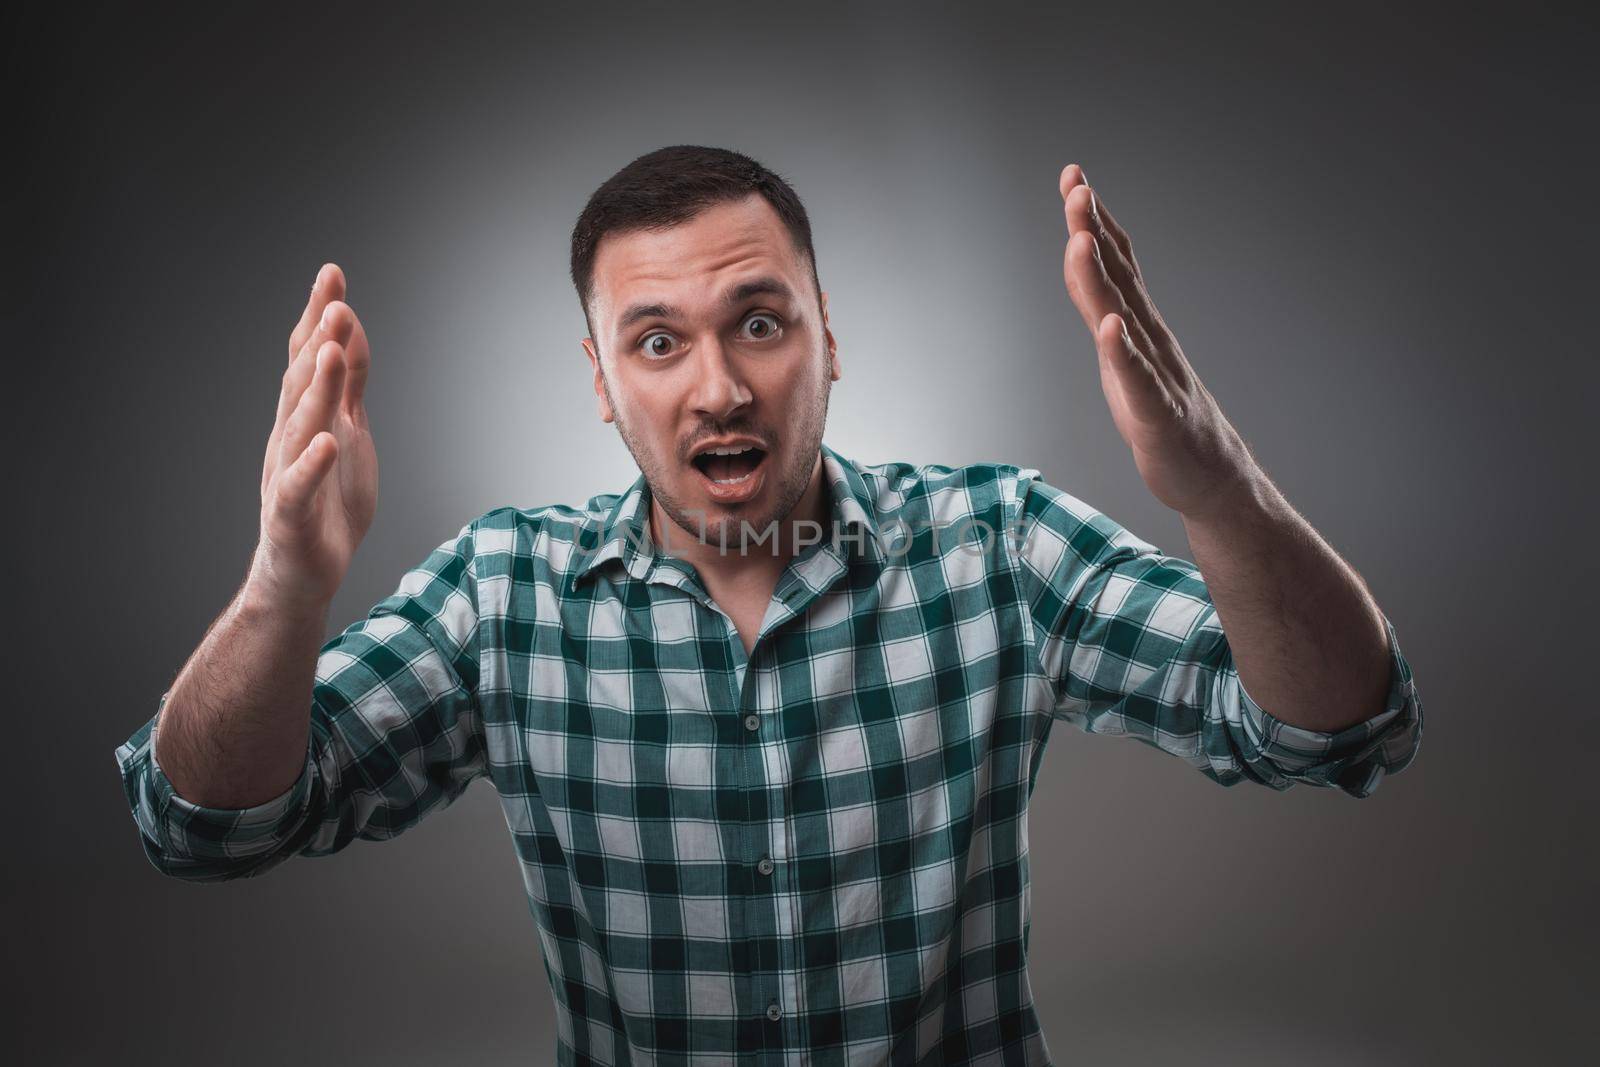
[115,441,1423,1065]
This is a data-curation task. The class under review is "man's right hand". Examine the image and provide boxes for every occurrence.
[250,263,378,611]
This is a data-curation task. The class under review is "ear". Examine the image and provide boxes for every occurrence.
[582,338,615,423]
[820,291,841,382]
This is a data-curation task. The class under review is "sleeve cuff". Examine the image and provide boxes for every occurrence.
[117,691,317,864]
[1233,615,1424,798]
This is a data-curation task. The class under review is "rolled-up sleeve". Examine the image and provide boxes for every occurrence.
[114,519,490,882]
[114,693,318,880]
[1195,606,1422,797]
[1011,470,1423,798]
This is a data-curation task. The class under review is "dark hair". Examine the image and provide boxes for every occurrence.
[570,145,821,350]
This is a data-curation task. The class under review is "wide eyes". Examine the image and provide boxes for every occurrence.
[639,312,784,359]
[743,313,780,340]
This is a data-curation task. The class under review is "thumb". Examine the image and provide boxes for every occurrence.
[273,431,338,527]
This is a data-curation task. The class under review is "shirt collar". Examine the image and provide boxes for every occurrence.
[570,441,884,591]
[819,441,885,559]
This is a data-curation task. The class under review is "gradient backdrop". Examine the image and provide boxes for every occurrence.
[9,2,1595,1063]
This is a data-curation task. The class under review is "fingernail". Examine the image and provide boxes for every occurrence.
[320,303,333,329]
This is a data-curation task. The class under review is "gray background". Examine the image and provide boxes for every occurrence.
[9,1,1595,1063]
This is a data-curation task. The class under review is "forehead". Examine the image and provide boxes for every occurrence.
[590,194,805,325]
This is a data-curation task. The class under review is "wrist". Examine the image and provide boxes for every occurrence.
[1178,463,1277,532]
[239,560,334,624]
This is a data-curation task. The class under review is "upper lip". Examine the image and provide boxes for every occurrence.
[689,436,768,461]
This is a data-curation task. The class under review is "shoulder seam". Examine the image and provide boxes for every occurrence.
[1004,470,1048,706]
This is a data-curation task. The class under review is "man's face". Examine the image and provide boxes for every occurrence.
[581,194,841,551]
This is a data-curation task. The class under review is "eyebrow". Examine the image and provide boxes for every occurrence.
[615,276,797,334]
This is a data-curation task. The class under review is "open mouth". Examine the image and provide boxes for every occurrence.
[689,445,769,502]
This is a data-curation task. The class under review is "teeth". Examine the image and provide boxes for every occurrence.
[704,445,755,456]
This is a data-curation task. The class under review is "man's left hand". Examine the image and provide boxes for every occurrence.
[1059,163,1258,519]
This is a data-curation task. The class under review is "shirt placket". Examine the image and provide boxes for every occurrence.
[635,553,775,1061]
[651,539,856,1065]
[752,541,856,1065]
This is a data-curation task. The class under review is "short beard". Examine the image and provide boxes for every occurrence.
[601,347,833,555]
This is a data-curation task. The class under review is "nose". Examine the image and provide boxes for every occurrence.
[687,334,753,420]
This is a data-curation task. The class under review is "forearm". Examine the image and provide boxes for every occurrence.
[153,561,330,808]
[1179,468,1392,734]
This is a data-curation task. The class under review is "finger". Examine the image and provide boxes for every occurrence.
[1064,185,1147,314]
[1059,163,1088,232]
[292,297,356,371]
[278,340,347,474]
[1064,185,1171,359]
[272,431,338,527]
[1064,184,1133,278]
[1078,188,1179,353]
[1065,229,1159,359]
[277,300,356,436]
[1097,312,1177,419]
[339,304,371,422]
[1064,185,1137,274]
[288,263,347,364]
[1065,229,1113,331]
[266,301,356,493]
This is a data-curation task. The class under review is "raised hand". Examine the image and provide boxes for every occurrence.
[251,263,378,609]
[1058,164,1256,519]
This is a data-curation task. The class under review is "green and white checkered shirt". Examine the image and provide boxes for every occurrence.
[115,442,1423,1065]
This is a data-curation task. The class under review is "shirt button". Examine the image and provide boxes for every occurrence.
[743,713,760,732]
[766,1001,782,1022]
[757,856,774,876]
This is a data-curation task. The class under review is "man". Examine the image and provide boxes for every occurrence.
[115,145,1422,1065]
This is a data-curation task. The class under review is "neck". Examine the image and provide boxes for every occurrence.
[649,450,830,584]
